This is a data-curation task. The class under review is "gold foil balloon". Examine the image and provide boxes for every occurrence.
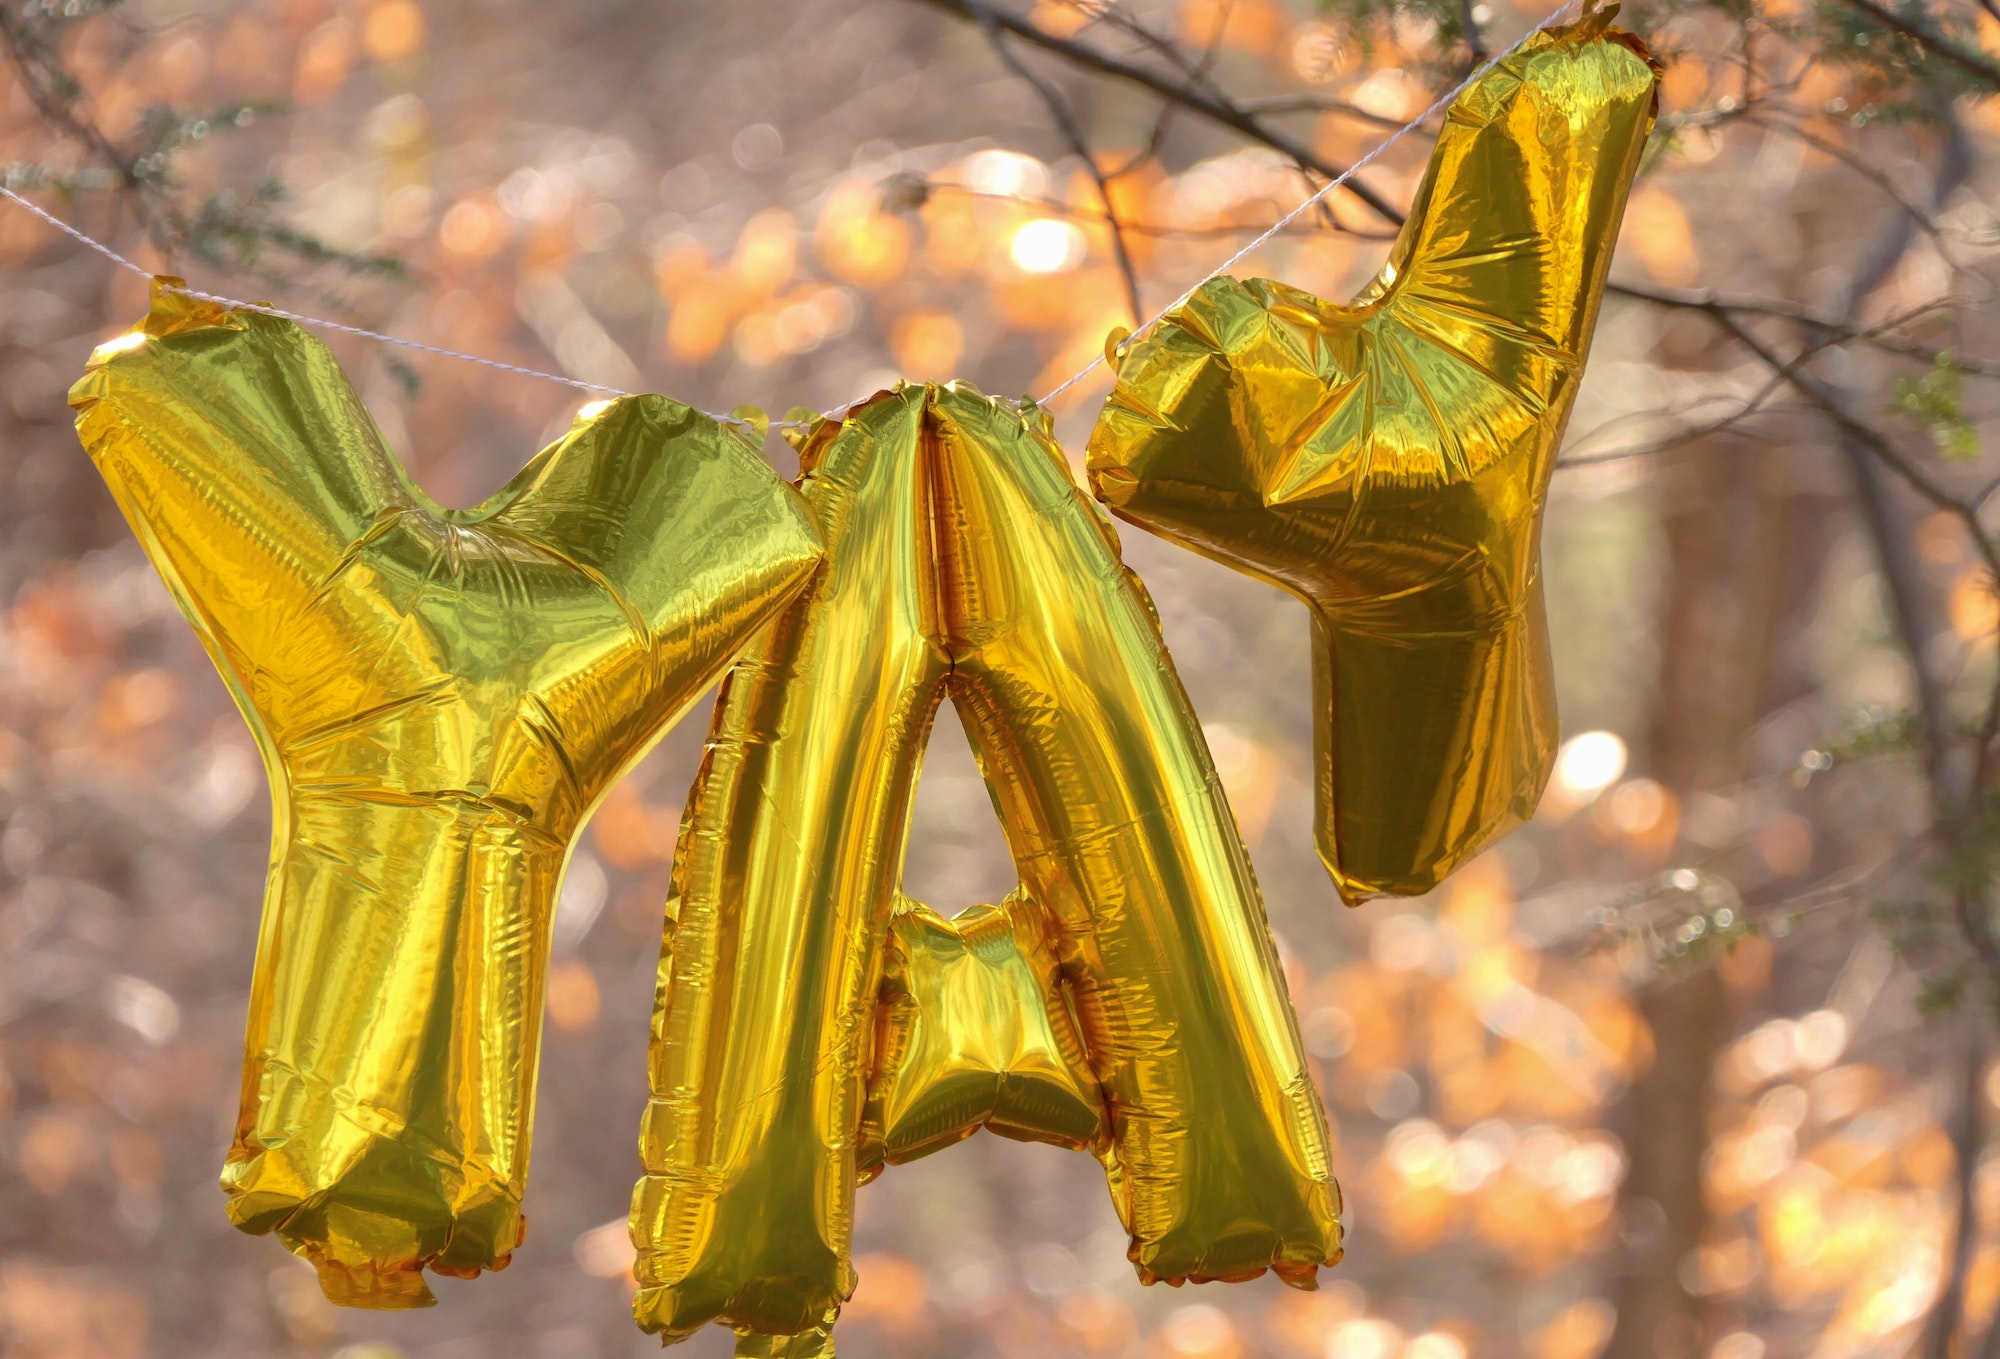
[736,1317,838,1359]
[69,282,824,1307]
[858,889,1103,1178]
[1088,14,1661,904]
[633,382,1340,1351]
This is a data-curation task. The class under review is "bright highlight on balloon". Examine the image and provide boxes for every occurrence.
[1010,217,1085,273]
[90,331,148,360]
[1553,730,1628,800]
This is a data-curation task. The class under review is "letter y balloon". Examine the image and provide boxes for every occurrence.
[69,282,823,1306]
[1088,11,1660,904]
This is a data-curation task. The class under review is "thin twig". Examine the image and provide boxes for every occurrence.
[910,0,1407,226]
[1744,111,1948,244]
[1082,2,1234,106]
[969,0,1144,324]
[1100,101,1179,181]
[1832,0,2000,90]
[0,7,157,242]
[1611,280,2000,378]
[1235,93,1411,129]
[1555,374,1794,468]
[1457,0,1492,64]
[914,179,1400,240]
[1088,0,1232,181]
[1714,309,1969,512]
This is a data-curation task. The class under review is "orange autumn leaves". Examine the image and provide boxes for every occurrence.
[296,1,427,105]
[1292,849,1967,1359]
[637,0,1543,384]
[1297,859,1645,1267]
[650,153,1145,378]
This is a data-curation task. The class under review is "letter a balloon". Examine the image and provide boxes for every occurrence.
[633,382,1339,1353]
[1088,11,1660,903]
[69,282,824,1306]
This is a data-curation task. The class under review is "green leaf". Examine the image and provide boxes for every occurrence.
[1918,964,1969,1018]
[1890,353,1979,461]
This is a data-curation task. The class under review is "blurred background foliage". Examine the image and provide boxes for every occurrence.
[5,0,2000,1357]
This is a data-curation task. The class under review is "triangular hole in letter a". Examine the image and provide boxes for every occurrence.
[901,700,1019,917]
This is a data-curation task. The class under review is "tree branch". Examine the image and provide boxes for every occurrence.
[1610,280,2000,379]
[1712,309,1968,515]
[0,7,157,242]
[912,0,1407,227]
[1685,328,1998,990]
[968,0,1143,324]
[1833,0,2000,90]
[1235,92,1411,129]
[1744,111,1948,244]
[1554,374,1796,469]
[1457,0,1492,64]
[902,177,1400,240]
[1713,109,2000,1024]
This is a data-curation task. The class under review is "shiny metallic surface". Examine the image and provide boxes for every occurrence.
[858,889,1103,1177]
[633,382,1339,1349]
[68,281,824,1308]
[1087,18,1661,904]
[733,1314,838,1359]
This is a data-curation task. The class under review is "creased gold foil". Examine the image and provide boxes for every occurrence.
[633,382,1339,1350]
[69,281,824,1306]
[858,889,1103,1177]
[1087,15,1661,903]
[735,1312,838,1359]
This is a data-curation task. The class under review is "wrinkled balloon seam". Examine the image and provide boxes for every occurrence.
[0,0,1581,431]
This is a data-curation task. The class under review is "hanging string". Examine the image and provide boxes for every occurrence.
[0,0,1579,429]
[0,185,631,398]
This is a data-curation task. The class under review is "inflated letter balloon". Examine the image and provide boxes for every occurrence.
[1087,13,1660,903]
[633,383,1339,1350]
[70,282,824,1306]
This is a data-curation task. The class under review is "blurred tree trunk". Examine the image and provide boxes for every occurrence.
[1608,968,1725,1359]
[1604,431,1838,1359]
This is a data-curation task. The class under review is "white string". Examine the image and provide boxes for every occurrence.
[0,184,635,398]
[1,0,1579,430]
[1035,0,1582,408]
